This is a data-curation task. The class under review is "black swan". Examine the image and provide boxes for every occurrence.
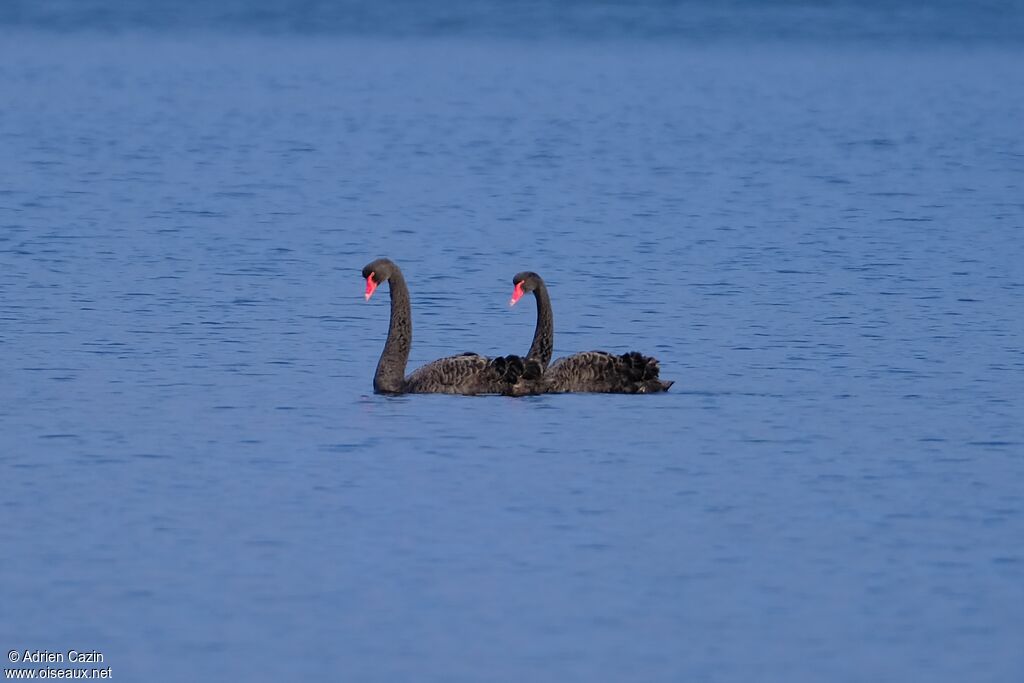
[363,259,541,395]
[510,271,674,393]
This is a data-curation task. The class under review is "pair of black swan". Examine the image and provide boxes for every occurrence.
[362,258,673,395]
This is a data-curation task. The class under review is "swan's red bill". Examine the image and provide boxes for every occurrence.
[510,281,525,306]
[365,273,379,301]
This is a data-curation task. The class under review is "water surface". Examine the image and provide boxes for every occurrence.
[1,18,1023,683]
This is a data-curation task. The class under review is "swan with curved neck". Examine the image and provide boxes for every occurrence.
[509,271,554,368]
[510,271,673,394]
[363,258,539,395]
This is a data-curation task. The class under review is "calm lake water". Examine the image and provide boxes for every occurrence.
[2,4,1023,681]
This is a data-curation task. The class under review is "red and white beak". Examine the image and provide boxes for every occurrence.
[364,273,379,301]
[509,281,525,306]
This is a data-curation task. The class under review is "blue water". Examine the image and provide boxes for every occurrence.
[2,4,1024,681]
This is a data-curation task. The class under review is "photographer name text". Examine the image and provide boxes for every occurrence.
[9,651,103,664]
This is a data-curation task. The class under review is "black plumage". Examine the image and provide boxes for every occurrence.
[363,258,535,396]
[509,272,674,394]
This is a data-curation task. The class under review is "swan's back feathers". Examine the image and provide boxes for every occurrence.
[540,350,672,393]
[619,351,662,382]
[404,353,490,394]
[403,353,543,395]
[497,355,546,397]
[491,354,544,384]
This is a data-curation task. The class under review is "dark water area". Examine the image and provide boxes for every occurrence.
[2,3,1024,682]
[3,0,1024,43]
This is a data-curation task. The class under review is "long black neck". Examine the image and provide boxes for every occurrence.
[528,281,554,369]
[374,270,412,393]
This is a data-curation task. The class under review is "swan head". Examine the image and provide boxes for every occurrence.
[510,271,543,306]
[362,258,397,301]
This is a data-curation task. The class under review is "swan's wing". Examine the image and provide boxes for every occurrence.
[491,354,545,396]
[404,353,546,395]
[404,353,492,394]
[542,350,667,393]
[544,351,618,392]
